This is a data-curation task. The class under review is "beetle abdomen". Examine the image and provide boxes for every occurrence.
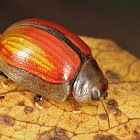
[0,19,91,83]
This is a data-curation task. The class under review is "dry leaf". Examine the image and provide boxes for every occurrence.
[0,36,140,140]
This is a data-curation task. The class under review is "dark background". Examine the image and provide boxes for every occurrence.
[0,0,140,58]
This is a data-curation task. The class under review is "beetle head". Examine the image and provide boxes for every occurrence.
[91,77,108,100]
[72,58,108,103]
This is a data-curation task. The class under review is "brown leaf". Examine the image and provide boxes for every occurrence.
[0,36,140,140]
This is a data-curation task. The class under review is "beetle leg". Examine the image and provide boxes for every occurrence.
[1,78,13,87]
[34,96,46,109]
[69,96,81,113]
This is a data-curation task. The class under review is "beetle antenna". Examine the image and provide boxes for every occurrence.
[99,97,110,128]
[108,86,140,95]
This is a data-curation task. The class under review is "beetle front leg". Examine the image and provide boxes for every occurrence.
[1,78,13,87]
[69,96,81,113]
[34,95,46,109]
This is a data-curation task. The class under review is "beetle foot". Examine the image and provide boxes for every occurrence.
[73,108,81,114]
[1,79,13,87]
[34,96,46,109]
[70,97,81,113]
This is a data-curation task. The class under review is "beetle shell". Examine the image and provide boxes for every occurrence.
[0,19,93,102]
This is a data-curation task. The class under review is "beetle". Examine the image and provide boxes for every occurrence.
[0,19,108,105]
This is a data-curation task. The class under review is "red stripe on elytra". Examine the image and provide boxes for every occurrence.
[18,26,80,70]
[16,19,91,55]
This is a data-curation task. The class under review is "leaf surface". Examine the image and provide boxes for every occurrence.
[0,36,140,140]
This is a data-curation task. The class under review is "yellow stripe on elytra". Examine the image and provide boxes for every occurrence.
[2,37,55,72]
[2,35,47,57]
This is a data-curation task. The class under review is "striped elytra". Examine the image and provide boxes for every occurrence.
[0,19,108,103]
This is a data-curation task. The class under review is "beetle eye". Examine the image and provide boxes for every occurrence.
[92,91,99,100]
